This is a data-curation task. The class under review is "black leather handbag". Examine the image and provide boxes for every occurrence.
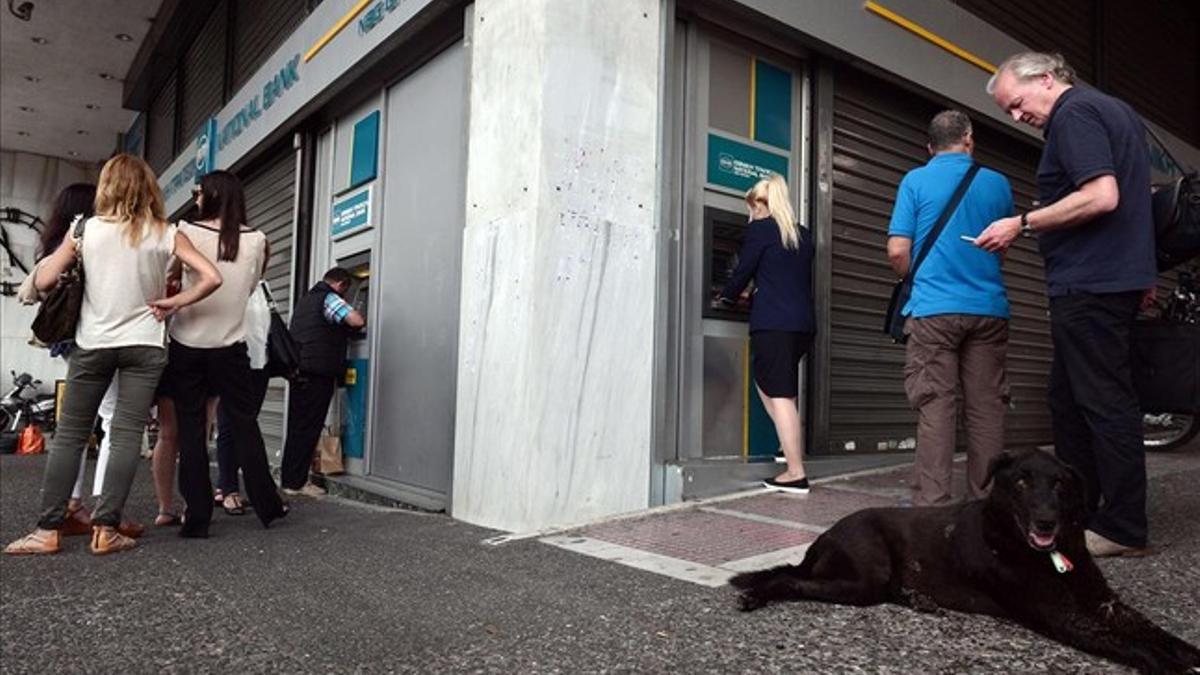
[30,217,86,345]
[883,164,981,344]
[260,281,301,380]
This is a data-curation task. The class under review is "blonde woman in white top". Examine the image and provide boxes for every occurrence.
[4,154,221,556]
[164,170,287,538]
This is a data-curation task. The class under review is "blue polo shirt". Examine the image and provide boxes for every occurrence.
[1036,86,1156,296]
[888,153,1013,319]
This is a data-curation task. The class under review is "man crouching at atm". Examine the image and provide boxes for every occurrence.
[280,267,366,497]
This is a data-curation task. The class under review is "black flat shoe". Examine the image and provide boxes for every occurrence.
[179,524,210,539]
[763,476,810,494]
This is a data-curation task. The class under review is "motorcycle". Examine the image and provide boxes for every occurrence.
[1140,270,1200,451]
[0,371,56,454]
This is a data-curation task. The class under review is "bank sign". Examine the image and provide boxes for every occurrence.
[159,53,302,211]
[159,0,434,215]
[706,133,789,193]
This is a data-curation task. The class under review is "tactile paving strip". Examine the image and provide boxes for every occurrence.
[578,509,818,567]
[720,488,898,527]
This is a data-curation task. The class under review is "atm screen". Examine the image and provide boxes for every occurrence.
[703,206,752,321]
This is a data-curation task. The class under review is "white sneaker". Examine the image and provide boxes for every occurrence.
[299,482,327,497]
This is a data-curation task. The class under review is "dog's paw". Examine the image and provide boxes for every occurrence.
[736,590,767,612]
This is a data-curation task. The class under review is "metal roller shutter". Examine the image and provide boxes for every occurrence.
[179,2,228,143]
[232,0,308,93]
[145,74,177,174]
[241,150,296,461]
[827,65,1051,453]
[951,0,1096,82]
[1101,2,1199,147]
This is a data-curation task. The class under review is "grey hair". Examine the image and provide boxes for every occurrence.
[986,52,1076,94]
[928,110,973,151]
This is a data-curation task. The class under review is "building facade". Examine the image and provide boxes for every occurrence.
[124,0,1200,532]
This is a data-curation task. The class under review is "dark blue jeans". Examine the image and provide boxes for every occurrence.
[1047,290,1147,547]
[215,368,270,496]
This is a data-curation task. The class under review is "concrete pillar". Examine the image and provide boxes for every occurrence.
[452,0,663,532]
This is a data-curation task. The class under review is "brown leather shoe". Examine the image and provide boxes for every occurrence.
[90,526,137,556]
[61,507,93,537]
[117,520,145,539]
[4,529,62,555]
[1085,529,1149,558]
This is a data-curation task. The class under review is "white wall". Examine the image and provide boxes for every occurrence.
[0,150,99,393]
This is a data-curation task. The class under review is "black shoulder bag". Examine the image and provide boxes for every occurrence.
[31,216,87,345]
[260,280,301,380]
[1145,124,1200,271]
[883,163,981,344]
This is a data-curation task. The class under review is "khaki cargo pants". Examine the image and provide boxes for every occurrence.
[903,315,1009,506]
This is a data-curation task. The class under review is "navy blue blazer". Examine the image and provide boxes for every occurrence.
[719,216,815,333]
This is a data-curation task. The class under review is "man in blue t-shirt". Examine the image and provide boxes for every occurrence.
[978,52,1155,557]
[887,110,1014,507]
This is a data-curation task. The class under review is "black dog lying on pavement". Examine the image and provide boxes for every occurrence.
[730,450,1200,674]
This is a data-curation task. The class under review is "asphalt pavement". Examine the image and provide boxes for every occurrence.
[2,444,1198,674]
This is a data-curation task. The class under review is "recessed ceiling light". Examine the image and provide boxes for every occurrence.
[31,36,48,45]
[24,75,40,83]
[67,151,79,157]
[76,130,89,135]
[16,131,29,137]
[17,106,34,112]
[98,73,117,81]
[84,104,99,110]
[115,33,133,42]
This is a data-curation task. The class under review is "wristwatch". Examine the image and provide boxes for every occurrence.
[1019,212,1035,238]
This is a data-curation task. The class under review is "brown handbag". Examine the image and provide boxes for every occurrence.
[30,217,86,345]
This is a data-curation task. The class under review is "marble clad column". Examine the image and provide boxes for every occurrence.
[452,0,663,532]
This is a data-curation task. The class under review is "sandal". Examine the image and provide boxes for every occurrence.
[154,512,182,527]
[4,529,62,555]
[222,494,246,516]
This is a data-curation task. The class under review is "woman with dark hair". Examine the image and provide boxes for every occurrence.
[165,170,287,537]
[39,183,97,259]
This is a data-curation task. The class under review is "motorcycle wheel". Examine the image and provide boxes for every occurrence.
[1143,412,1200,452]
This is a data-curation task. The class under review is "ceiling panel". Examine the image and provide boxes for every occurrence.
[1,0,163,163]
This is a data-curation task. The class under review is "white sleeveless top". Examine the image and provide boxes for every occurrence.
[76,217,177,350]
[169,221,267,349]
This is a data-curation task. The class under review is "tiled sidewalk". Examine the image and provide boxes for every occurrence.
[542,449,1199,587]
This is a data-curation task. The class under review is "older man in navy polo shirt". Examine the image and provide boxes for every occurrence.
[976,52,1156,557]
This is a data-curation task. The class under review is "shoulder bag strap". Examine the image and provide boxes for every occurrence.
[908,162,981,280]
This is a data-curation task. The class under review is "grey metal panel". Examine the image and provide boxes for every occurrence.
[232,0,308,93]
[179,2,227,142]
[373,43,466,496]
[951,0,1096,82]
[828,65,1052,454]
[145,74,177,174]
[241,149,296,460]
[701,335,747,457]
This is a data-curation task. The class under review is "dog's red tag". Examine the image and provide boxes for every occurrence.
[1050,551,1073,573]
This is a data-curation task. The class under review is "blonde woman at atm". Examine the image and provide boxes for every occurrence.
[714,174,816,494]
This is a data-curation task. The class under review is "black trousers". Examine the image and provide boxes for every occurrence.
[215,368,270,495]
[280,373,337,490]
[168,342,285,534]
[1047,290,1147,547]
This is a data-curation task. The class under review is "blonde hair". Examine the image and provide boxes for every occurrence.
[746,174,799,249]
[94,154,168,246]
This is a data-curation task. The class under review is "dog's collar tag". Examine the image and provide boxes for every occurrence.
[1049,551,1073,574]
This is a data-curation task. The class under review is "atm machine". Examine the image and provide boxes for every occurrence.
[701,205,780,459]
[337,251,371,472]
